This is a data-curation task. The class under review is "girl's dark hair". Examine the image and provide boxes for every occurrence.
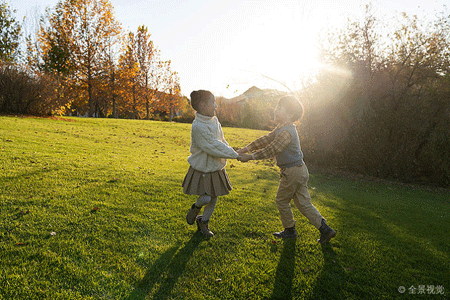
[278,95,304,121]
[190,90,215,111]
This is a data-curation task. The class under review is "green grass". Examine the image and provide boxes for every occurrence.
[1,116,449,300]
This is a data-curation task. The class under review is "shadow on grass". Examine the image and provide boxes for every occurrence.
[126,233,203,300]
[270,238,297,300]
[307,174,450,298]
[308,244,345,299]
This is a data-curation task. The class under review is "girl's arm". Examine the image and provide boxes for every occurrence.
[192,126,238,159]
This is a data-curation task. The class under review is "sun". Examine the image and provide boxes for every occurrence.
[215,4,322,95]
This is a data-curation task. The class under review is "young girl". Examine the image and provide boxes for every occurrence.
[182,90,239,237]
[238,95,336,243]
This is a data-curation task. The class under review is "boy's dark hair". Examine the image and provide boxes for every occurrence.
[278,95,304,121]
[190,90,215,111]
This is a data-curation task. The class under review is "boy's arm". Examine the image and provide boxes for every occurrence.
[243,128,277,153]
[192,126,239,159]
[250,130,291,160]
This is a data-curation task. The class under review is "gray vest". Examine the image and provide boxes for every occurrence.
[275,124,304,168]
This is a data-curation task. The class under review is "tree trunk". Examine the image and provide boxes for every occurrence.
[113,93,117,118]
[132,83,136,119]
[88,65,93,117]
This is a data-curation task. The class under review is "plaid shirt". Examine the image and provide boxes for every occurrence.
[246,125,292,160]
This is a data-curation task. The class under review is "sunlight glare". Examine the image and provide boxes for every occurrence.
[216,1,324,95]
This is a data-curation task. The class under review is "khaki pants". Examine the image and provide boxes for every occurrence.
[275,164,323,229]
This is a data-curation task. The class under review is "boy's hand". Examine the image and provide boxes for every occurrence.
[238,154,253,163]
[236,147,248,155]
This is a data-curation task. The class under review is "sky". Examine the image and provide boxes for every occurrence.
[11,0,449,98]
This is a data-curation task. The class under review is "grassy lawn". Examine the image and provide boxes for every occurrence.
[0,116,449,299]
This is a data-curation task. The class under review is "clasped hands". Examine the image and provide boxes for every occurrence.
[236,146,253,163]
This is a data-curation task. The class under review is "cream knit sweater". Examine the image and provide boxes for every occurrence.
[187,113,238,173]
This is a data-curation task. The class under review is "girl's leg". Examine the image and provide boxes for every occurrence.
[192,195,217,221]
[195,195,211,207]
[193,196,217,238]
[187,195,211,225]
[201,196,217,221]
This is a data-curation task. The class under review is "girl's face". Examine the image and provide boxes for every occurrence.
[201,97,217,117]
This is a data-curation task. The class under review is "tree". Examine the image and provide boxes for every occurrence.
[38,6,73,76]
[117,31,140,118]
[102,33,120,118]
[165,74,182,122]
[135,25,156,120]
[153,60,183,121]
[39,0,121,117]
[0,1,21,62]
[0,62,60,115]
[302,6,450,186]
[115,26,180,120]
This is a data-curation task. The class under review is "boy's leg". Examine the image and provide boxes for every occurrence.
[291,164,323,229]
[275,168,298,229]
[292,164,336,243]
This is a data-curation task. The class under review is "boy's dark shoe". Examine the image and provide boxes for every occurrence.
[196,215,214,237]
[318,219,336,244]
[186,203,201,225]
[273,226,297,239]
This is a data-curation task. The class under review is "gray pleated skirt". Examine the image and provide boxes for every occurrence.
[182,166,232,197]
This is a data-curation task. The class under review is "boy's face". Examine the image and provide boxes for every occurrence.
[201,97,217,117]
[274,104,290,123]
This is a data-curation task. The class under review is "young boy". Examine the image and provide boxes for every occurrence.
[237,95,336,243]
